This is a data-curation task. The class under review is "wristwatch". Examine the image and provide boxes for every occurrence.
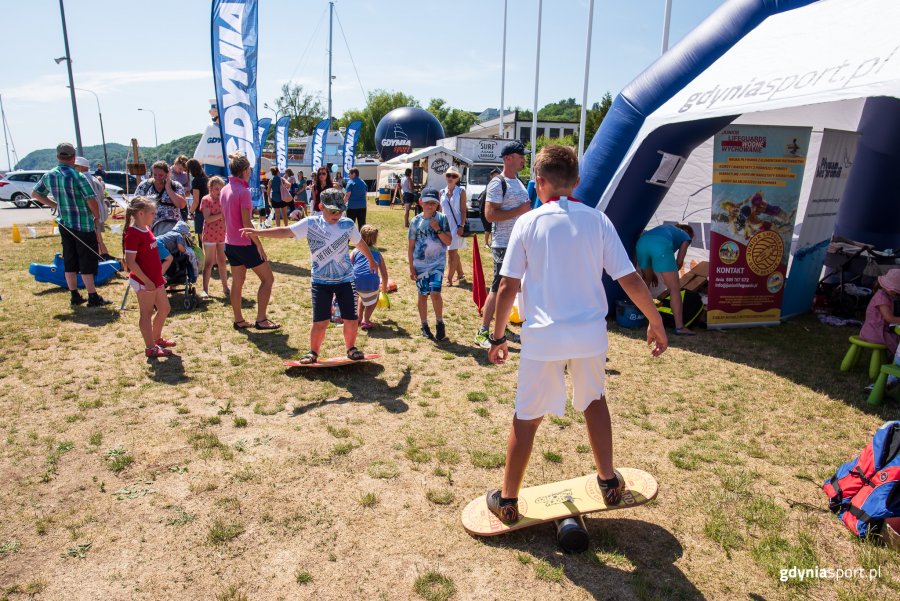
[488,333,507,346]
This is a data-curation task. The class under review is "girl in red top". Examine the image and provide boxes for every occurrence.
[123,196,175,358]
[200,175,229,298]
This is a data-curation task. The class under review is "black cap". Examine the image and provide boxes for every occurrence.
[500,140,527,157]
[420,188,440,202]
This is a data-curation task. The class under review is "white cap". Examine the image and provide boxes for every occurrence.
[74,156,90,169]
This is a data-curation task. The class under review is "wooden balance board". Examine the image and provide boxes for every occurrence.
[284,354,380,368]
[461,468,658,536]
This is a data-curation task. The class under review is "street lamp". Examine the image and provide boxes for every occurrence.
[137,108,158,158]
[56,0,83,155]
[263,102,283,121]
[69,86,108,170]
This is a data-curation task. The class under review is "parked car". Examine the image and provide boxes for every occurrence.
[0,170,45,207]
[99,171,138,193]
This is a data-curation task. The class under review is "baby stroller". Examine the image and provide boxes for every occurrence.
[152,219,201,310]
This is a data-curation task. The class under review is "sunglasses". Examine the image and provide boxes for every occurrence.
[445,174,459,179]
[326,208,343,215]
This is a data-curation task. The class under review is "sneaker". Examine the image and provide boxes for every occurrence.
[145,345,173,358]
[87,294,112,307]
[360,321,373,331]
[486,489,519,524]
[200,290,210,299]
[597,471,623,505]
[435,321,447,341]
[421,323,435,340]
[504,328,520,344]
[474,327,490,349]
[70,292,87,306]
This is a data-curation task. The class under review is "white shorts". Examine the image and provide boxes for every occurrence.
[515,354,607,420]
[129,278,148,293]
[357,289,380,307]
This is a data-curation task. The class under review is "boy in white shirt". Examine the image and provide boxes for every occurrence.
[485,145,668,523]
[240,188,377,364]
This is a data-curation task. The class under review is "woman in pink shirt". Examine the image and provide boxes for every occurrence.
[220,153,280,330]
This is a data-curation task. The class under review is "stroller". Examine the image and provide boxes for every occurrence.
[152,219,201,310]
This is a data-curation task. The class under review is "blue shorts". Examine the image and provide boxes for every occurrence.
[635,234,677,273]
[416,270,444,295]
[157,244,171,261]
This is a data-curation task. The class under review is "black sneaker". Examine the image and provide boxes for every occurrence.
[70,292,87,306]
[421,323,435,340]
[486,489,519,524]
[435,321,446,341]
[87,294,112,307]
[597,470,623,505]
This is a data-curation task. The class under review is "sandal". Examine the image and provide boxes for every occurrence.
[155,337,176,348]
[346,347,365,361]
[597,470,624,505]
[254,319,281,330]
[145,345,173,358]
[233,320,252,330]
[298,351,318,365]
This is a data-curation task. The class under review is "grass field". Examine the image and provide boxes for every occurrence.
[0,204,898,600]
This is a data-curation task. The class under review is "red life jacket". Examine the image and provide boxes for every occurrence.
[822,421,900,537]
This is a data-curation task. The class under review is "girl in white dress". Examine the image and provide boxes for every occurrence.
[440,166,467,286]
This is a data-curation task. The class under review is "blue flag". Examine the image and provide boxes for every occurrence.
[275,116,291,173]
[311,118,331,174]
[211,0,258,184]
[251,117,272,208]
[342,120,362,178]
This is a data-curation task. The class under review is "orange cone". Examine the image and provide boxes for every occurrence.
[12,224,22,243]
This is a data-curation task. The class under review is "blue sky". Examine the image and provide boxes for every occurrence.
[2,0,726,162]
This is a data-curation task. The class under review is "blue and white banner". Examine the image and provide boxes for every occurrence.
[210,0,259,180]
[311,118,331,174]
[275,116,291,173]
[782,129,859,318]
[342,120,362,178]
[252,117,272,208]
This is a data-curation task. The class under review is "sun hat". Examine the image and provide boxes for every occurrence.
[444,166,460,177]
[878,269,900,294]
[420,188,440,203]
[74,156,90,169]
[320,187,346,212]
[56,142,76,158]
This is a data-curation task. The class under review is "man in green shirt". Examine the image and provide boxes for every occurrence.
[31,142,111,307]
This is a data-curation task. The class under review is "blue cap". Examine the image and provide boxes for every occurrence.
[500,140,527,157]
[420,188,440,203]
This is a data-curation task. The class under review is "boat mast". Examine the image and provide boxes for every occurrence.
[328,1,334,125]
[0,95,11,171]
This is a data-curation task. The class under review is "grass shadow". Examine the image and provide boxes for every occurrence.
[608,315,900,419]
[363,318,411,340]
[146,353,190,384]
[53,307,120,326]
[288,364,411,414]
[479,518,705,600]
[237,329,301,359]
[269,261,310,279]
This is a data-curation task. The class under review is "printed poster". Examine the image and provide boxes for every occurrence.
[781,129,859,318]
[707,125,811,328]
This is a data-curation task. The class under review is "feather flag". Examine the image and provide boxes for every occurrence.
[471,234,487,315]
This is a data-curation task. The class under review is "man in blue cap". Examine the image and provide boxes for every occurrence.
[475,140,531,348]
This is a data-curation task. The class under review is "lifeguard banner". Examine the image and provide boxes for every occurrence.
[707,125,811,328]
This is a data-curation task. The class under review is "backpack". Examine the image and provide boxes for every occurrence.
[479,176,507,225]
[822,420,900,537]
[658,291,704,328]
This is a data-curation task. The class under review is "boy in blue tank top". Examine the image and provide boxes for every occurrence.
[352,224,390,330]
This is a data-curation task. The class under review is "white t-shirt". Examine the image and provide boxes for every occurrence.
[289,215,361,284]
[500,197,635,361]
[401,176,413,194]
[486,175,529,248]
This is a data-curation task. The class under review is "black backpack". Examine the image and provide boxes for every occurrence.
[479,176,507,225]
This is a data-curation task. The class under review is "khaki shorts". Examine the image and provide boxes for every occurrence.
[515,354,607,420]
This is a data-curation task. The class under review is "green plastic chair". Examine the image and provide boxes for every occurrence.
[840,335,887,379]
[867,364,900,406]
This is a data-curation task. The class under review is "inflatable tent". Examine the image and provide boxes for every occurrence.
[574,0,900,306]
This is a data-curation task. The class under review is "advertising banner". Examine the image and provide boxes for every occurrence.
[707,124,811,328]
[342,120,362,177]
[782,129,859,318]
[211,0,258,181]
[311,118,331,174]
[252,117,272,208]
[275,115,291,173]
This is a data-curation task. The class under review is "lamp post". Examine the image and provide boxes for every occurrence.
[263,102,283,121]
[56,0,82,155]
[69,86,108,170]
[137,108,158,159]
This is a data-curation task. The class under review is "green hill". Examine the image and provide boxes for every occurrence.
[15,134,202,171]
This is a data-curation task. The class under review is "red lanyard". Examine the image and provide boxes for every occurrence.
[546,196,582,203]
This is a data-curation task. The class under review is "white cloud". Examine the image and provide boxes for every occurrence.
[4,70,212,103]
